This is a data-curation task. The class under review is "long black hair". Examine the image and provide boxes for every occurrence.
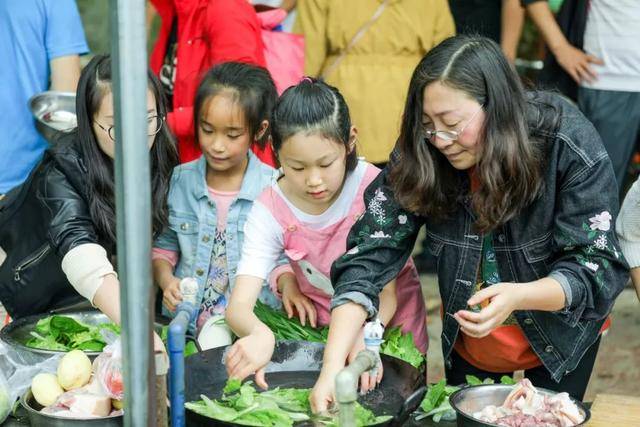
[75,54,178,243]
[193,62,278,149]
[390,35,554,232]
[271,78,358,172]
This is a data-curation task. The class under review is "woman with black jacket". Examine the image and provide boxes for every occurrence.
[310,35,628,412]
[0,55,178,326]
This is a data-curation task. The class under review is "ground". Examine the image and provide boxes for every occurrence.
[420,273,640,400]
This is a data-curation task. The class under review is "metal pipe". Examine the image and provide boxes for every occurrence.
[335,350,378,427]
[168,278,199,427]
[168,311,191,427]
[109,1,155,425]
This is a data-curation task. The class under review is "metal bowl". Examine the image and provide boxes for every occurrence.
[21,389,123,427]
[1,310,171,361]
[449,384,591,427]
[29,91,77,143]
[0,311,116,358]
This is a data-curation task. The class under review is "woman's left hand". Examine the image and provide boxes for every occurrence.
[453,283,523,338]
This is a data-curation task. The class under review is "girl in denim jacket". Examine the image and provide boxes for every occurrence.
[224,80,428,392]
[152,62,280,347]
[309,35,629,411]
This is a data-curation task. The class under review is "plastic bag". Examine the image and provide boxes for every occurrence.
[92,335,124,400]
[0,340,62,422]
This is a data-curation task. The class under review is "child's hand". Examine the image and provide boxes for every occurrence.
[347,328,383,394]
[310,368,338,414]
[281,279,317,328]
[161,276,182,312]
[225,327,275,390]
[454,282,523,338]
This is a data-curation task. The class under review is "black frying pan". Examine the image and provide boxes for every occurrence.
[184,341,426,427]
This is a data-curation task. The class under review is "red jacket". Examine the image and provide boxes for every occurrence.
[150,0,275,165]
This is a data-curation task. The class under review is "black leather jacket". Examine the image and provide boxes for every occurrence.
[0,134,112,319]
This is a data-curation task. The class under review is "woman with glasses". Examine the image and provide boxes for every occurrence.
[310,35,628,411]
[0,55,178,340]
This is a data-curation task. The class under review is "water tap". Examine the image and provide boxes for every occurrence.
[175,277,198,324]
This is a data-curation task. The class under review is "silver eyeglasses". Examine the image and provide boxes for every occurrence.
[95,115,165,141]
[423,104,484,143]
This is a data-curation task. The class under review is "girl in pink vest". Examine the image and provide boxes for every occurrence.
[225,79,427,393]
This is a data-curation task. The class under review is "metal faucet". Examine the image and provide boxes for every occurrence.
[334,350,378,427]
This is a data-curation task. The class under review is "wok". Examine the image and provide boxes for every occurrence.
[184,340,426,427]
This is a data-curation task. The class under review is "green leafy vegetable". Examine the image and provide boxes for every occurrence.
[415,376,517,422]
[500,375,516,385]
[224,378,242,394]
[254,302,425,369]
[26,315,121,352]
[254,301,329,343]
[186,379,391,426]
[379,327,425,369]
[185,341,199,357]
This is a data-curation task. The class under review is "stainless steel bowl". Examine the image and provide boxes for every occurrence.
[29,91,77,143]
[0,311,114,358]
[449,384,591,427]
[0,310,171,360]
[21,389,123,427]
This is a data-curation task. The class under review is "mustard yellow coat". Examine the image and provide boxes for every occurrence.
[295,0,455,163]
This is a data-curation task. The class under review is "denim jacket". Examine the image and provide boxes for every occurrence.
[331,92,628,382]
[154,152,281,328]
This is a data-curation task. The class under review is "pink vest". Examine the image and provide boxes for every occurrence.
[258,163,428,353]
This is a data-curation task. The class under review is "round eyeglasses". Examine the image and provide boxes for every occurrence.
[423,104,484,143]
[95,115,165,141]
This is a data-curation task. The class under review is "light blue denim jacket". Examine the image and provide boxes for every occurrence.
[154,152,281,329]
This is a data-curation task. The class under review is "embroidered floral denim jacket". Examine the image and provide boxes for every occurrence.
[331,93,629,382]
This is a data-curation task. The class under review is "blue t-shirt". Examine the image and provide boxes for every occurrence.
[0,0,89,193]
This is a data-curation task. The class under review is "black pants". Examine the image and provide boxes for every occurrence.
[445,337,601,401]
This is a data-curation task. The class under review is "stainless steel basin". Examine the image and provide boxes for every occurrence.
[29,91,77,143]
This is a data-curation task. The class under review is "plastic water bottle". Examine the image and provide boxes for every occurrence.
[363,318,384,378]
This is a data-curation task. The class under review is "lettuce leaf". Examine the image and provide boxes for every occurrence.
[187,379,389,426]
[26,315,120,352]
[416,376,518,422]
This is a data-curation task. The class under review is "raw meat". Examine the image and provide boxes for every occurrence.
[472,379,584,427]
[41,379,112,418]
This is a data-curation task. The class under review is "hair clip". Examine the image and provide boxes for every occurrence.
[301,76,314,84]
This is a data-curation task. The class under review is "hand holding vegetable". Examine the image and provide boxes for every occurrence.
[279,273,317,328]
[455,279,566,338]
[225,325,275,390]
[309,368,337,414]
[454,283,522,338]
